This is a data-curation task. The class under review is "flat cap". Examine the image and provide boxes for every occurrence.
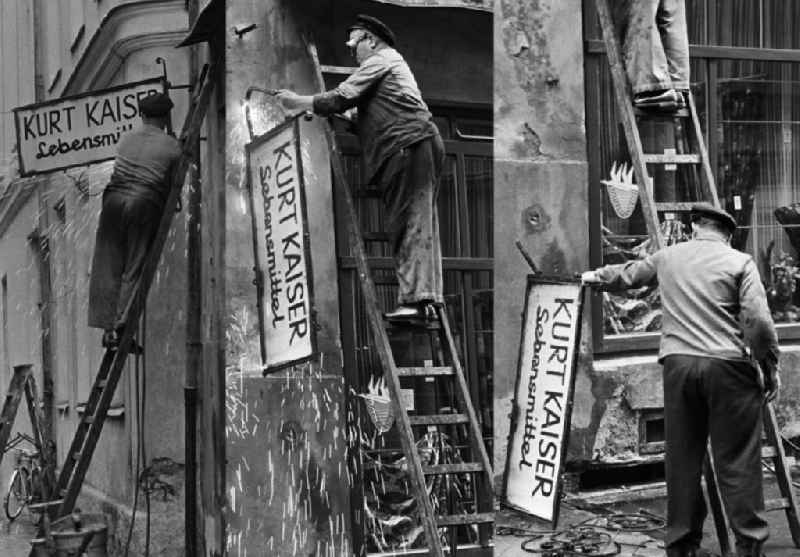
[690,202,737,234]
[138,92,174,117]
[349,14,396,47]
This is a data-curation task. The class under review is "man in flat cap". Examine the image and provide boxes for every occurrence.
[276,14,444,319]
[582,203,778,557]
[88,91,182,350]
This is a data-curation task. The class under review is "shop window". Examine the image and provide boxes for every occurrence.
[585,0,800,350]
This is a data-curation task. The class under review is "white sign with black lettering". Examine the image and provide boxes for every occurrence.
[504,279,583,523]
[14,78,165,176]
[247,117,315,372]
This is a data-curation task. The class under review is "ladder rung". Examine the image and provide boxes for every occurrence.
[436,512,494,527]
[397,366,453,377]
[642,153,701,164]
[320,64,355,76]
[408,414,468,426]
[28,499,64,513]
[423,463,484,475]
[94,380,108,390]
[655,202,696,212]
[634,107,690,118]
[765,497,790,512]
[762,445,778,459]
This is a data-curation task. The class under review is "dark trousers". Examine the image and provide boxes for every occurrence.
[380,133,446,305]
[87,190,161,330]
[663,355,768,555]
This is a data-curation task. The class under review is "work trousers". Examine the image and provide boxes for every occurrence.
[615,0,690,94]
[663,355,768,556]
[87,190,162,331]
[379,133,445,305]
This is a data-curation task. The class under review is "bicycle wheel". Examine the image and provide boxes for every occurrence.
[4,468,29,520]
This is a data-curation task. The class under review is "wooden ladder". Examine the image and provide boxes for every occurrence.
[594,0,800,554]
[594,0,720,252]
[34,60,220,525]
[0,365,56,510]
[305,39,494,556]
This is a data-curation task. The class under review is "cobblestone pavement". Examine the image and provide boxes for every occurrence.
[497,475,799,557]
[0,512,37,557]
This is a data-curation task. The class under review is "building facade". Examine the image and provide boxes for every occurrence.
[495,0,800,496]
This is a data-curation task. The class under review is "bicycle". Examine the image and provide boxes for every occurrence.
[3,432,42,521]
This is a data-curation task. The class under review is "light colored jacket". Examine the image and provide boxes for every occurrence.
[596,230,779,366]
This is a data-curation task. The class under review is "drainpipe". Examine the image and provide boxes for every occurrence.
[32,0,55,449]
[185,0,201,555]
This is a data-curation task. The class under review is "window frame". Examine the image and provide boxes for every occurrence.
[584,0,800,353]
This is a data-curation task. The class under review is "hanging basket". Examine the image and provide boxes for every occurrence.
[360,394,395,433]
[602,161,640,219]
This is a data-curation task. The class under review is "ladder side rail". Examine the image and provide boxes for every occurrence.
[764,403,800,547]
[594,0,664,249]
[0,366,33,464]
[703,449,735,556]
[687,92,721,208]
[23,374,55,502]
[56,61,220,519]
[306,39,444,557]
[54,351,115,496]
[436,308,493,484]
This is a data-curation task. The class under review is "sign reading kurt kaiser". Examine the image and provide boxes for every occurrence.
[14,77,165,176]
[246,115,316,373]
[504,277,584,525]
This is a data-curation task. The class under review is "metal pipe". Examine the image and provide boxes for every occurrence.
[185,0,200,555]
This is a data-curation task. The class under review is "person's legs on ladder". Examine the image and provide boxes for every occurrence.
[384,133,445,320]
[111,195,162,353]
[88,191,126,348]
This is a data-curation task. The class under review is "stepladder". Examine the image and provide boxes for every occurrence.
[593,0,800,552]
[0,364,56,505]
[300,37,494,556]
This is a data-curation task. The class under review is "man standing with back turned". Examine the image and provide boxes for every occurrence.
[276,14,445,319]
[88,92,182,350]
[582,204,780,557]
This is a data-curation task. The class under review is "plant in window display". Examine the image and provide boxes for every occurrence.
[760,240,800,323]
[361,429,478,552]
[601,219,689,335]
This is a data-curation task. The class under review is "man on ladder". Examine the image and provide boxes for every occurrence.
[275,14,445,319]
[87,92,182,350]
[582,204,780,557]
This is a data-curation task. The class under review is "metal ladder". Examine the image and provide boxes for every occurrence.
[306,39,494,556]
[594,0,800,554]
[33,60,220,526]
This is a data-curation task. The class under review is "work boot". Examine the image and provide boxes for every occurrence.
[667,545,718,557]
[384,301,437,321]
[101,329,144,355]
[633,88,687,111]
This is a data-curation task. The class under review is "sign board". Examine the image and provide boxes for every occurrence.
[246,116,316,373]
[504,277,584,524]
[14,77,166,176]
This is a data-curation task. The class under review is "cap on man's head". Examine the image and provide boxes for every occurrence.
[348,14,396,47]
[138,92,174,117]
[690,202,737,234]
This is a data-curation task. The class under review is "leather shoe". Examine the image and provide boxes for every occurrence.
[383,305,422,320]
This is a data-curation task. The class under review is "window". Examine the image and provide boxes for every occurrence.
[584,0,800,350]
